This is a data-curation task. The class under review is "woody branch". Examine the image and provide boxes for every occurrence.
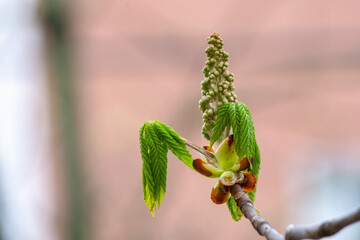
[229,184,360,240]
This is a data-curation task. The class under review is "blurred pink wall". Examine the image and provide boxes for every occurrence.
[69,1,360,239]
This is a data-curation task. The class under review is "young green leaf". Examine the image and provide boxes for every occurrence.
[251,142,261,180]
[229,102,256,160]
[154,121,193,169]
[248,141,261,202]
[140,121,194,216]
[210,102,256,160]
[226,195,243,221]
[140,125,155,212]
[247,186,256,203]
[141,122,168,216]
[210,103,230,148]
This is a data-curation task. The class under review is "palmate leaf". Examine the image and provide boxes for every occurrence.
[211,102,256,161]
[210,103,230,148]
[140,122,168,216]
[140,121,193,216]
[139,125,155,212]
[154,121,193,169]
[228,102,256,160]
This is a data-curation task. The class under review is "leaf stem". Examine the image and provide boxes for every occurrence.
[182,138,217,166]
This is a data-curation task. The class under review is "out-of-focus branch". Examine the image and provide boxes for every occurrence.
[285,207,360,240]
[41,0,89,239]
[229,183,360,240]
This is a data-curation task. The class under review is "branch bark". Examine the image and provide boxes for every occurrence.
[285,206,360,240]
[230,184,284,240]
[229,183,360,240]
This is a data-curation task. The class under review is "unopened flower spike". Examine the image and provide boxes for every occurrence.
[200,32,237,140]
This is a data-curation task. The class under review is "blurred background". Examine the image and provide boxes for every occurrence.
[1,0,360,239]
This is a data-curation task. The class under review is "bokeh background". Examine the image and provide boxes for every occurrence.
[1,0,360,239]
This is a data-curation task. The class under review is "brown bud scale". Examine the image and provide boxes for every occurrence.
[210,182,230,204]
[238,157,250,171]
[193,159,213,177]
[203,146,215,153]
[240,172,257,192]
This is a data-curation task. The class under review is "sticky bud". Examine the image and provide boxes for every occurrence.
[239,172,257,192]
[210,181,230,204]
[215,135,237,170]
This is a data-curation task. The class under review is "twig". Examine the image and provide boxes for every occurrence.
[229,184,284,240]
[229,183,360,240]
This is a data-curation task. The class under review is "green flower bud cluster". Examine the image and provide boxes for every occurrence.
[199,32,237,140]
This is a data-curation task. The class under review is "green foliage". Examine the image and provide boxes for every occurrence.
[140,122,167,216]
[140,121,193,216]
[210,103,230,147]
[229,102,256,160]
[154,121,193,169]
[226,196,243,221]
[248,142,261,202]
[211,102,256,160]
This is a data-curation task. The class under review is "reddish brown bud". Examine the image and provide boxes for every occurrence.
[203,145,215,153]
[193,159,213,177]
[210,182,230,204]
[239,172,257,192]
[238,157,250,171]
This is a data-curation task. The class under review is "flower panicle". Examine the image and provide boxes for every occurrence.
[199,32,237,140]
